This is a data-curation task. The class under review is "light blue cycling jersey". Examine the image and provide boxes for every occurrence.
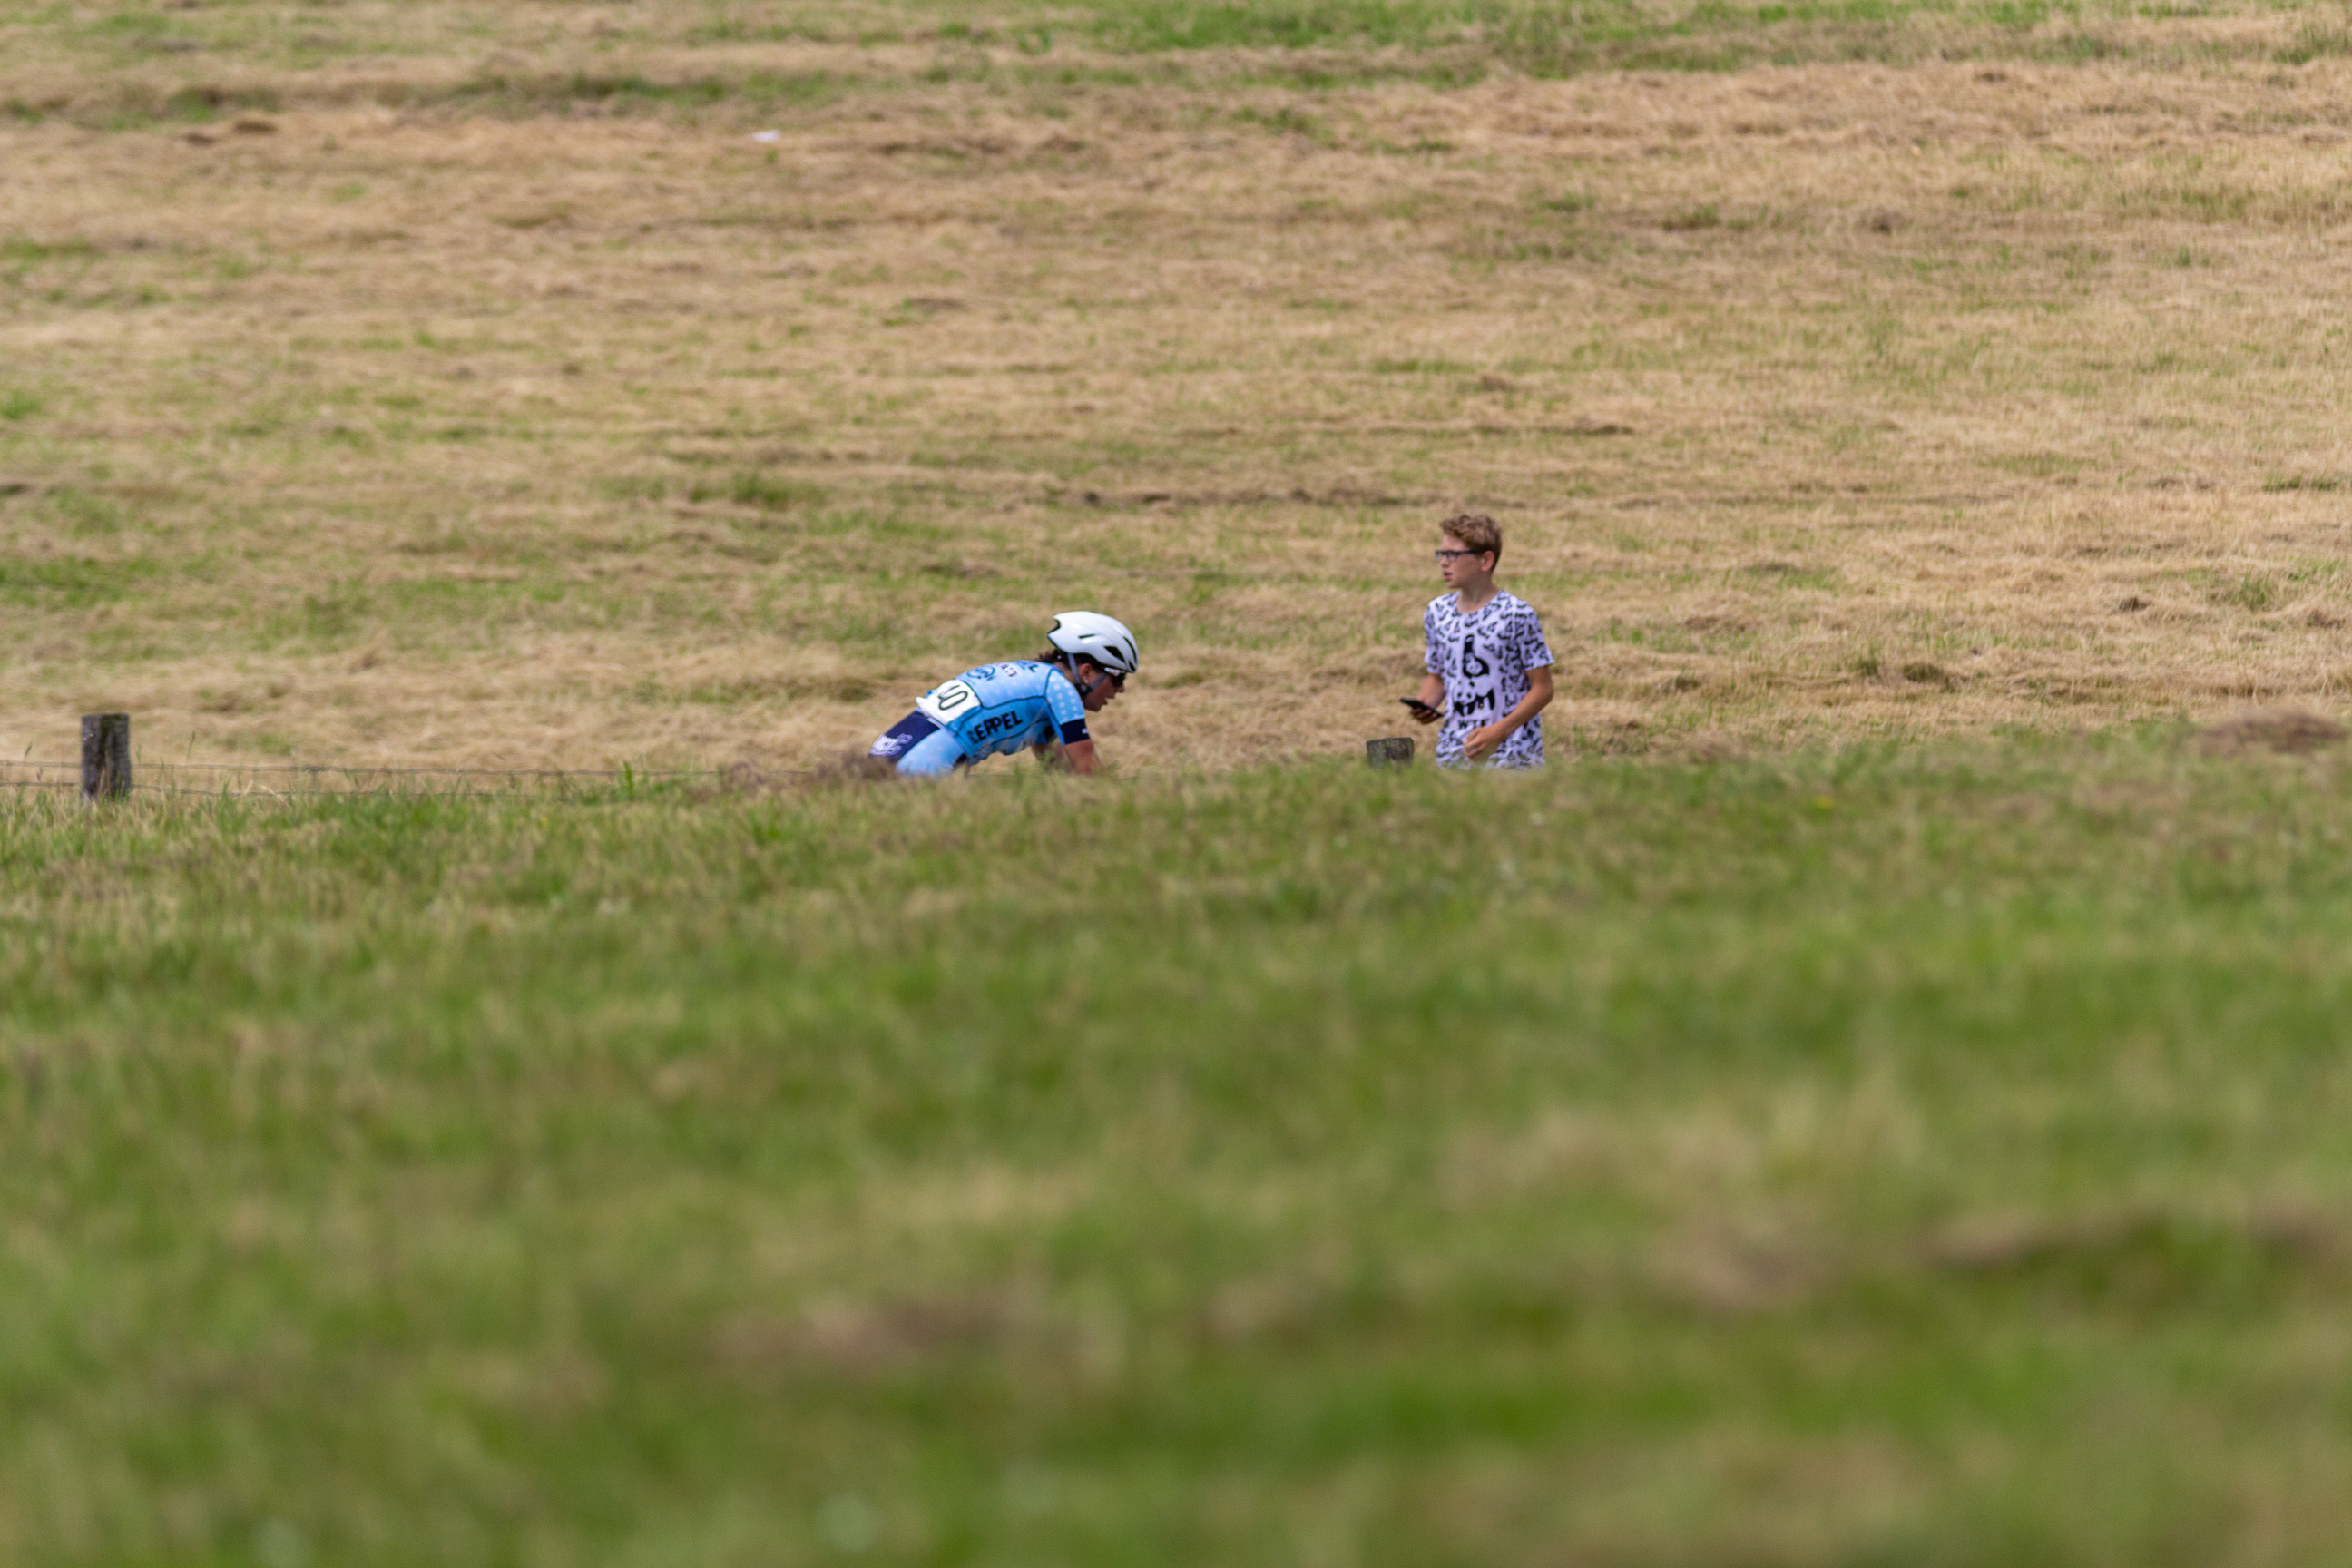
[909,661,1090,762]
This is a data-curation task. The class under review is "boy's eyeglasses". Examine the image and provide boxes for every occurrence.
[1435,548,1485,563]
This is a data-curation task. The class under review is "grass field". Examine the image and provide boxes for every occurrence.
[10,736,2352,1564]
[15,2,2352,1563]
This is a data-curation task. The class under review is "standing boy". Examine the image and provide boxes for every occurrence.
[1411,514,1555,767]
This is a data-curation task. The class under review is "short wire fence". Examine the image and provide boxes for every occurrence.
[0,757,763,801]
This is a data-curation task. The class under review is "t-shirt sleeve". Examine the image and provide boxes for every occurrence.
[1518,602,1555,669]
[1045,671,1091,746]
[1424,603,1442,674]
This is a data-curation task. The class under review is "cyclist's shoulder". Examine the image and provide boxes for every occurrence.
[956,660,1055,693]
[994,657,1072,689]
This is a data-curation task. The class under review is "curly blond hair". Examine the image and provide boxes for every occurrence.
[1439,513,1502,563]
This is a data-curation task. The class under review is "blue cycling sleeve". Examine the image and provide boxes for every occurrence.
[1058,718,1091,746]
[1044,670,1088,741]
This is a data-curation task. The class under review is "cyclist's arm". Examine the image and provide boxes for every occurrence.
[1030,739,1102,775]
[1036,670,1101,776]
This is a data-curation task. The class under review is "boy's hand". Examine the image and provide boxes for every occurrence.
[1463,723,1509,760]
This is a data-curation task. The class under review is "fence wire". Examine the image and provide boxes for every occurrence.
[0,757,795,801]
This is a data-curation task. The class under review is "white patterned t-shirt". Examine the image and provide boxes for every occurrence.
[1424,590,1554,768]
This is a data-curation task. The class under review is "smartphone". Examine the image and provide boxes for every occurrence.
[1399,697,1439,720]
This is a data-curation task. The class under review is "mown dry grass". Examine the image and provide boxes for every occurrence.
[7,1,2352,769]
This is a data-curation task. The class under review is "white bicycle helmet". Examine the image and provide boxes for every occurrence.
[1047,611,1140,677]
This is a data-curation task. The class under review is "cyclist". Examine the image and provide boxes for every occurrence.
[868,612,1139,778]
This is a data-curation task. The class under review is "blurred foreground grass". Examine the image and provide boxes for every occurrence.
[11,735,2352,1563]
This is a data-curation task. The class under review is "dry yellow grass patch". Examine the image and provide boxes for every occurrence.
[7,18,2352,770]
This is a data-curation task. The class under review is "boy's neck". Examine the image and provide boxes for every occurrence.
[1453,574,1501,614]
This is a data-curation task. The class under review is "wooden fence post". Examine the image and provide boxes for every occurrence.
[1365,737,1414,767]
[81,713,131,802]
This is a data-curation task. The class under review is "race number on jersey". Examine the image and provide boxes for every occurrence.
[916,679,981,727]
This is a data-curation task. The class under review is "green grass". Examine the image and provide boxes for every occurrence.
[688,471,831,512]
[0,554,153,607]
[0,0,2318,124]
[12,733,2352,1563]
